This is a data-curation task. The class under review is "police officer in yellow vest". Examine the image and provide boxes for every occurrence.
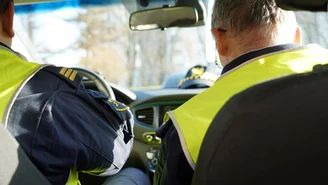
[0,1,152,185]
[154,0,328,185]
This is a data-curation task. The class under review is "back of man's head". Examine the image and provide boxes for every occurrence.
[0,0,12,15]
[0,0,15,47]
[211,0,298,51]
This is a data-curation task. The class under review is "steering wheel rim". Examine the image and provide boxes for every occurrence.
[71,67,116,101]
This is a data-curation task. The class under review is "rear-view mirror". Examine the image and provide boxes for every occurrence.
[129,6,199,31]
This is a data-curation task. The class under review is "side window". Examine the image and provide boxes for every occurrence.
[296,12,328,48]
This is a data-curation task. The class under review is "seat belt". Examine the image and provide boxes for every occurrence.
[0,123,51,185]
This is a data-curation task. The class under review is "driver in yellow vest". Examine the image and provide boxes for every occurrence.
[0,1,151,185]
[154,0,328,185]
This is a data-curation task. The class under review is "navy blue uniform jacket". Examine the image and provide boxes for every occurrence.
[4,44,134,185]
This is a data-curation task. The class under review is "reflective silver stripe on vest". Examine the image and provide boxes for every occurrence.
[168,111,196,170]
[4,64,50,127]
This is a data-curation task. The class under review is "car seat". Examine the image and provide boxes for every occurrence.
[0,123,51,185]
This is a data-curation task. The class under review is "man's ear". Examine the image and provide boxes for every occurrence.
[294,25,302,45]
[211,28,228,56]
[2,2,15,38]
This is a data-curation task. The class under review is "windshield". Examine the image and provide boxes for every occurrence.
[13,1,215,89]
[12,1,328,89]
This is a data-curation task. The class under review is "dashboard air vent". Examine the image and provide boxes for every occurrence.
[135,107,155,126]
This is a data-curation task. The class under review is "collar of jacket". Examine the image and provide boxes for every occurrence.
[0,42,28,60]
[221,44,300,75]
[0,42,16,53]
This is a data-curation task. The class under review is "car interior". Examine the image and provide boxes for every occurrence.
[1,0,328,184]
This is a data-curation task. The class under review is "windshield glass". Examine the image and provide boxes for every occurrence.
[12,0,328,89]
[13,1,214,89]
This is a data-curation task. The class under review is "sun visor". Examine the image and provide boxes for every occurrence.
[275,0,327,11]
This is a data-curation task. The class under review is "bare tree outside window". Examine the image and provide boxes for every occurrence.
[15,4,208,89]
[15,4,326,90]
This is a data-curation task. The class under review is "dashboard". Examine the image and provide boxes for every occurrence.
[131,88,205,143]
[127,88,205,174]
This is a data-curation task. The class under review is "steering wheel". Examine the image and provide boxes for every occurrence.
[71,67,116,101]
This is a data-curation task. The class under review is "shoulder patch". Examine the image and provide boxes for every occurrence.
[43,66,83,89]
[108,98,130,112]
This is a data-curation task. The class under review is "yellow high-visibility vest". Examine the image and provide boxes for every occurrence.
[0,47,79,185]
[0,47,45,126]
[166,45,328,169]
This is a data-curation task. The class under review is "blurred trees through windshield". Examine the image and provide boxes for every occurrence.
[15,5,207,89]
[14,6,328,89]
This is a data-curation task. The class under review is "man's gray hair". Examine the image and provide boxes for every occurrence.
[212,0,297,45]
[1,0,12,15]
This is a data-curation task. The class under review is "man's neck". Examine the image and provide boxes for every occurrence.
[0,41,11,49]
[0,34,12,48]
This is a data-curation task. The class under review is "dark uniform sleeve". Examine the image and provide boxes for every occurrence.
[154,120,194,185]
[76,89,134,176]
[7,66,134,185]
